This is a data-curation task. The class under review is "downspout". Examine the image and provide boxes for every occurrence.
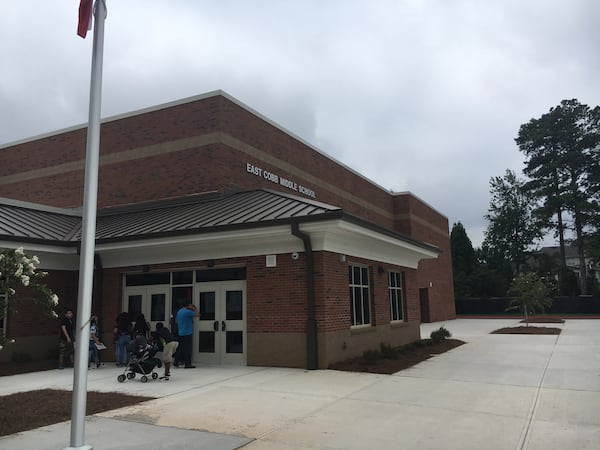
[291,222,318,370]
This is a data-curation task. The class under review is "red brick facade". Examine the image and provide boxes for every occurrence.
[0,92,455,367]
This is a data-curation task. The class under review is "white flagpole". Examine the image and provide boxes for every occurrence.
[67,1,106,449]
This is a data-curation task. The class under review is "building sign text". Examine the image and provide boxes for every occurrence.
[246,163,316,198]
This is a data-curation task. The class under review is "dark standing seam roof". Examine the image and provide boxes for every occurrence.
[0,204,81,242]
[0,189,439,254]
[0,190,340,245]
[91,190,341,241]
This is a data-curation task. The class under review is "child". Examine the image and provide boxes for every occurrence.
[153,322,179,380]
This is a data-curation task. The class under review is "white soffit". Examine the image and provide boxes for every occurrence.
[0,240,80,271]
[96,226,304,268]
[300,220,439,268]
[94,220,438,269]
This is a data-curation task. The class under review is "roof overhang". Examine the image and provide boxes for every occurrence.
[93,218,438,269]
[1,189,441,270]
[0,240,80,270]
[300,220,439,268]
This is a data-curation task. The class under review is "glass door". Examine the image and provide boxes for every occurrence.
[195,281,246,365]
[147,286,168,331]
[123,285,170,335]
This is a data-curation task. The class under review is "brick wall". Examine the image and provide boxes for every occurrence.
[314,251,349,332]
[247,254,308,334]
[0,93,455,322]
[393,194,456,322]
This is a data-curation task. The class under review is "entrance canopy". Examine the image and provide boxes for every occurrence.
[0,189,439,269]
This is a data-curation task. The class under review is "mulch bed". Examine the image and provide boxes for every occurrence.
[329,339,465,374]
[0,389,153,437]
[519,317,565,323]
[491,326,562,335]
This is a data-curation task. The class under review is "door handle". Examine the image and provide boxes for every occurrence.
[221,321,226,331]
[213,321,219,331]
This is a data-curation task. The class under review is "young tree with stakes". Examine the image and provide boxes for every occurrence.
[507,272,552,326]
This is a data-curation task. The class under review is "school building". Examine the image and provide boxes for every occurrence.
[0,91,455,368]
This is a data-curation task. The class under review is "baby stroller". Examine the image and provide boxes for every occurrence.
[117,335,162,383]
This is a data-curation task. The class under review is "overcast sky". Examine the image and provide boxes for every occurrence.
[2,1,599,247]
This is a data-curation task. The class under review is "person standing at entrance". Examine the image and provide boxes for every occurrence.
[114,311,131,367]
[175,304,200,368]
[58,308,75,369]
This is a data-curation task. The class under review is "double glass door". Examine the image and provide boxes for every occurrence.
[196,281,246,365]
[124,285,170,332]
[124,279,246,365]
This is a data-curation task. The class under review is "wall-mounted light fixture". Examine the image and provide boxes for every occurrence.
[378,266,385,274]
[339,254,346,263]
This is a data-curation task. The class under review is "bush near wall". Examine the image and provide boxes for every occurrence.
[455,296,600,315]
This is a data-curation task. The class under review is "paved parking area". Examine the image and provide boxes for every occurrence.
[1,318,599,449]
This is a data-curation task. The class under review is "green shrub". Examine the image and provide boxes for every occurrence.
[399,342,417,352]
[363,349,382,361]
[430,326,452,343]
[380,343,397,359]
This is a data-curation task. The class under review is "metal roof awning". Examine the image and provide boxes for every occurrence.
[0,189,440,269]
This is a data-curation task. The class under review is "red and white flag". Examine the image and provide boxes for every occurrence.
[77,0,93,38]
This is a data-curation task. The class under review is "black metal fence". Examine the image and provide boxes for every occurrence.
[455,296,600,315]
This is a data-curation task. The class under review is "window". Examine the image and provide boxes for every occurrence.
[389,271,404,321]
[172,271,193,285]
[349,265,371,326]
[0,293,6,339]
[125,272,170,286]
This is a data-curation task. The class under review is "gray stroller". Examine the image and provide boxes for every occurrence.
[117,335,162,383]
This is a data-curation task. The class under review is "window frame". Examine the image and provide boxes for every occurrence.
[348,264,371,326]
[388,271,405,322]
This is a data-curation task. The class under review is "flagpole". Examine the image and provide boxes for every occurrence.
[67,1,106,449]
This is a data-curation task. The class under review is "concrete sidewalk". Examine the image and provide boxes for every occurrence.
[1,318,599,449]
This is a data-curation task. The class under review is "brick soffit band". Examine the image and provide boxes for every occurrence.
[0,131,448,238]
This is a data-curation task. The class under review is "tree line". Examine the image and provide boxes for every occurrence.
[452,99,600,299]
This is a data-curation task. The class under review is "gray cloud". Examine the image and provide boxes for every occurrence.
[2,0,599,248]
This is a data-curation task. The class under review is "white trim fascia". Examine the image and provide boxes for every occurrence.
[299,220,439,268]
[97,225,304,268]
[0,241,80,270]
[1,217,439,270]
[96,219,439,269]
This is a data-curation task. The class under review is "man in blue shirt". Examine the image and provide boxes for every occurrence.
[175,304,200,368]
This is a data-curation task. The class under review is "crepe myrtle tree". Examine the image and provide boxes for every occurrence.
[0,247,59,349]
[506,272,552,326]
